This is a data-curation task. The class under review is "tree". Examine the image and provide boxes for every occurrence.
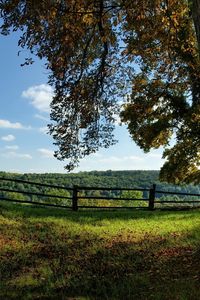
[46,189,71,205]
[2,191,29,201]
[120,0,200,184]
[120,190,146,207]
[0,1,199,183]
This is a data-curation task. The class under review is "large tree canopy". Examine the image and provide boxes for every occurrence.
[0,0,199,183]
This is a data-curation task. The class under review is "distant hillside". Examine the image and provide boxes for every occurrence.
[0,170,199,195]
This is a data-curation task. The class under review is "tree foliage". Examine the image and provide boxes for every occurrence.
[0,0,199,183]
[120,190,146,207]
[120,0,200,184]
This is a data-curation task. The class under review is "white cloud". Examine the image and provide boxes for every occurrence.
[2,151,32,159]
[22,84,53,113]
[34,114,49,121]
[39,126,48,134]
[5,145,19,150]
[9,169,21,173]
[37,148,54,158]
[76,151,165,172]
[147,153,162,159]
[0,119,30,129]
[91,152,103,158]
[1,134,15,142]
[99,155,144,163]
[114,115,122,126]
[127,155,144,161]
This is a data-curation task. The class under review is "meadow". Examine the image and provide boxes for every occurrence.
[1,202,200,299]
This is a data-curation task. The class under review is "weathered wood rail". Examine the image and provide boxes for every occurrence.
[0,177,199,211]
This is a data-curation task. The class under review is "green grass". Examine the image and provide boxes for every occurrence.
[1,202,200,299]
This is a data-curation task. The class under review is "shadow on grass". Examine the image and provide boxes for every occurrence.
[1,202,200,299]
[1,201,200,225]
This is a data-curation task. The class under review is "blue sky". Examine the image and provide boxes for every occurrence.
[0,32,165,174]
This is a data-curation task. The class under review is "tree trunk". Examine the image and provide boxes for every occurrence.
[191,0,200,51]
[189,0,200,105]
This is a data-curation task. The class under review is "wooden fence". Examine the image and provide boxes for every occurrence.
[0,177,199,211]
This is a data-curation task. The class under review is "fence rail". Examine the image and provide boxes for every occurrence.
[156,190,200,197]
[77,186,150,191]
[0,177,200,211]
[0,197,71,209]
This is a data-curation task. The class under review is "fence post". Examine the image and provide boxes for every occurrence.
[149,184,156,210]
[72,185,78,211]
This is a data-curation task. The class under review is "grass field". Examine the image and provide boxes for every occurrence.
[1,202,200,299]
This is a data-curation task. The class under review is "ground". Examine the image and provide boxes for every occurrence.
[0,202,200,299]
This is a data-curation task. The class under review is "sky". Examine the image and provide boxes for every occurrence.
[0,32,165,174]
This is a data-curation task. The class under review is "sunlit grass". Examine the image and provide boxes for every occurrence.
[1,202,200,299]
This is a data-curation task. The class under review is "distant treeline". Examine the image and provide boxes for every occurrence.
[0,170,199,206]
